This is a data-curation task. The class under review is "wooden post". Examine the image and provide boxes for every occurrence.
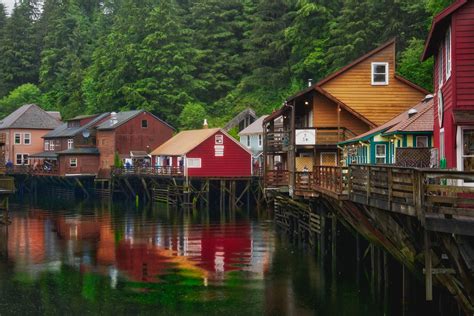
[331,214,337,269]
[371,244,375,298]
[366,166,371,205]
[320,213,326,260]
[289,101,296,196]
[424,229,433,301]
[402,265,408,316]
[383,251,388,308]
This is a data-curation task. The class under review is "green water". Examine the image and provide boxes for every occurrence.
[0,199,382,315]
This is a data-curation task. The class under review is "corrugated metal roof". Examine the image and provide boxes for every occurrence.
[96,110,143,130]
[151,128,220,156]
[0,104,61,130]
[44,113,110,138]
[57,148,100,155]
[239,115,268,135]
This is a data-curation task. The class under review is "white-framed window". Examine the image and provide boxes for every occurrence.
[69,158,77,168]
[438,46,444,87]
[15,153,29,165]
[440,128,445,159]
[49,141,55,151]
[23,133,31,145]
[246,135,251,147]
[371,62,389,85]
[67,139,74,149]
[258,134,263,147]
[375,144,387,164]
[14,133,21,145]
[416,136,429,148]
[187,158,202,168]
[445,27,451,80]
[44,140,49,151]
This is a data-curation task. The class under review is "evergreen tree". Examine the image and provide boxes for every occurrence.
[0,0,41,97]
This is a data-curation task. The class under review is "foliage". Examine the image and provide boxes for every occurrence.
[0,83,43,118]
[179,102,207,130]
[398,38,434,92]
[0,0,454,128]
[113,151,123,168]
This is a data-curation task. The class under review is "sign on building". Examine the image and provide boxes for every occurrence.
[295,129,316,145]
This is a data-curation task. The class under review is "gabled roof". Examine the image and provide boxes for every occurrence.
[96,109,175,131]
[422,0,468,60]
[239,115,268,135]
[151,128,221,156]
[224,108,257,131]
[44,113,110,138]
[151,128,252,156]
[0,104,61,130]
[340,96,433,145]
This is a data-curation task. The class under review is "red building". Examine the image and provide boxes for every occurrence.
[422,0,474,170]
[151,128,252,178]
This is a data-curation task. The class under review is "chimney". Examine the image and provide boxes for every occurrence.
[308,79,313,87]
[203,119,208,129]
[408,108,418,118]
[111,112,118,125]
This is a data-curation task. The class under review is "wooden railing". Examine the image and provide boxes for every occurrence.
[265,170,289,187]
[266,131,290,152]
[295,172,314,192]
[313,166,348,196]
[112,166,184,177]
[316,127,357,145]
[7,165,60,176]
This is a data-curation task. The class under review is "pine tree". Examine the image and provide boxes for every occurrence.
[0,0,41,97]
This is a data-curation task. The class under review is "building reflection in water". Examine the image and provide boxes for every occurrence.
[1,202,273,287]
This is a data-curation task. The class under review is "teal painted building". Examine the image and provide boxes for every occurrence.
[339,97,433,165]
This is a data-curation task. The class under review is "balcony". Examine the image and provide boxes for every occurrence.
[266,131,290,152]
[265,170,289,188]
[313,127,357,145]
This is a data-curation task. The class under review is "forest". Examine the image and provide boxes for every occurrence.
[0,0,452,130]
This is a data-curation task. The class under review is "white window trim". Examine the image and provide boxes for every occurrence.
[445,27,451,80]
[14,132,21,145]
[258,134,263,147]
[67,139,74,150]
[438,46,444,88]
[69,158,78,168]
[15,153,29,165]
[415,136,429,148]
[23,133,31,145]
[246,135,251,148]
[375,144,387,164]
[371,62,389,85]
[49,141,55,151]
[44,140,49,151]
[186,158,202,168]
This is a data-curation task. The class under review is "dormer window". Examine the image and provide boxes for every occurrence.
[371,62,389,85]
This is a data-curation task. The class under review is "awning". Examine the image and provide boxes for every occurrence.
[453,110,474,125]
[29,151,58,160]
[130,151,150,158]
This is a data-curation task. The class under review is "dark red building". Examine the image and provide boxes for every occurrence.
[151,128,252,178]
[422,0,474,170]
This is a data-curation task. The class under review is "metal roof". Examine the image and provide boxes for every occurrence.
[96,110,175,130]
[0,104,61,130]
[44,113,110,138]
[57,148,100,155]
[29,151,59,159]
[239,115,268,135]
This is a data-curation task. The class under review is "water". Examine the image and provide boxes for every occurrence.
[0,199,383,315]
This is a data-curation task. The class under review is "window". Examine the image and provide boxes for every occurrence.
[23,133,31,145]
[49,141,55,151]
[187,158,201,168]
[44,140,49,151]
[246,136,251,147]
[15,154,29,165]
[438,46,444,87]
[445,27,451,79]
[462,129,474,172]
[67,139,74,149]
[416,136,429,148]
[320,152,337,166]
[371,62,389,85]
[14,133,21,144]
[375,144,387,164]
[258,134,263,147]
[69,158,77,168]
[141,119,148,128]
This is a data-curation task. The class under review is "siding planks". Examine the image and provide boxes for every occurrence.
[320,43,427,126]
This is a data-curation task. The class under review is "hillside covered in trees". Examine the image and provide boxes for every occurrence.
[0,0,452,129]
